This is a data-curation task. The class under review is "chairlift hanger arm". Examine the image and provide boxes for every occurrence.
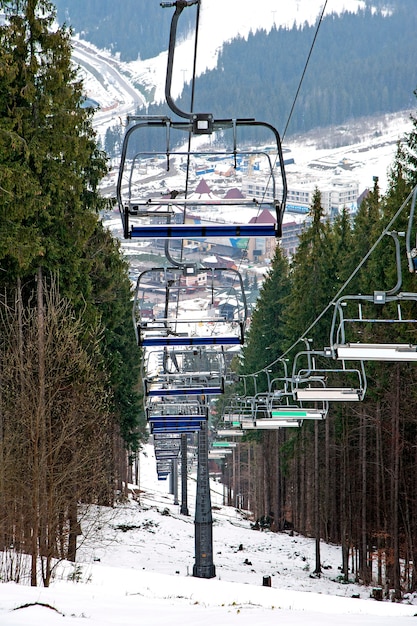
[162,0,200,121]
[385,231,403,296]
[406,187,417,273]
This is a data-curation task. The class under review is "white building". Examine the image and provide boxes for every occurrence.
[243,175,359,217]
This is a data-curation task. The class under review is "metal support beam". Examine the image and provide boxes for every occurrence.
[180,433,189,515]
[172,458,179,505]
[193,421,216,578]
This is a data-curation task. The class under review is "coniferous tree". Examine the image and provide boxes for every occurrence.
[0,1,144,586]
[241,244,290,381]
[285,188,334,351]
[0,0,107,292]
[235,245,291,523]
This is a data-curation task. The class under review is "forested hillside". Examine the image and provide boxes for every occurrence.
[0,0,144,586]
[221,108,417,598]
[53,0,193,61]
[53,1,417,135]
[145,3,417,137]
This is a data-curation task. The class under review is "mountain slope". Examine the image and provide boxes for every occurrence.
[133,2,417,137]
[59,0,417,138]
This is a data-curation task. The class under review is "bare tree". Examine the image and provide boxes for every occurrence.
[0,275,113,586]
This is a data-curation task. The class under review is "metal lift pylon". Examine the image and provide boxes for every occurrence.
[180,433,189,516]
[193,419,216,578]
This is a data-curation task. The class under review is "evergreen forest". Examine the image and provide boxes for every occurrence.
[218,114,417,598]
[52,0,194,62]
[52,0,417,139]
[144,2,417,137]
[0,0,144,586]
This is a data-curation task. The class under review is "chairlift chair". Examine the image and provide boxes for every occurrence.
[133,266,247,348]
[143,345,226,397]
[291,348,367,402]
[116,121,287,241]
[329,231,417,361]
[116,1,286,241]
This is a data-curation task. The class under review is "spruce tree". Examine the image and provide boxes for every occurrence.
[240,244,290,385]
[401,92,417,189]
[0,0,107,293]
[284,188,334,351]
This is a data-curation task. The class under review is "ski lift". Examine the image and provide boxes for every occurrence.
[133,266,247,347]
[116,1,287,240]
[154,448,180,461]
[144,374,224,397]
[215,429,245,437]
[143,346,226,397]
[221,384,254,428]
[153,433,182,465]
[241,418,302,430]
[154,436,181,459]
[150,419,203,434]
[147,399,207,434]
[291,347,367,402]
[235,369,326,429]
[328,231,417,361]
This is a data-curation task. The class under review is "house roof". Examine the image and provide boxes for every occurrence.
[224,187,245,199]
[248,209,276,224]
[187,178,220,201]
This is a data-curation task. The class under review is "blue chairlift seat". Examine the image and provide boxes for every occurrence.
[128,222,277,239]
[151,424,202,434]
[116,118,287,240]
[146,385,223,396]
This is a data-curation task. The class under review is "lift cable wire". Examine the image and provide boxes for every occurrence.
[231,0,330,292]
[240,184,417,380]
[282,0,329,141]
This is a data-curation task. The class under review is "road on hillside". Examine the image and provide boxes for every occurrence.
[72,39,146,131]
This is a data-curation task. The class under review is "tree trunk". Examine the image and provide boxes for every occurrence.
[313,420,321,576]
[375,401,383,587]
[391,365,402,600]
[324,413,330,542]
[67,497,80,562]
[31,267,46,586]
[340,415,349,582]
[359,406,371,584]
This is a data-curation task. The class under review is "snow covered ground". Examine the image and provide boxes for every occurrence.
[1,443,417,626]
[285,110,413,195]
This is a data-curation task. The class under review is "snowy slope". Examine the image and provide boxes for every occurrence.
[126,0,366,103]
[75,0,411,195]
[76,0,367,113]
[1,443,416,625]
